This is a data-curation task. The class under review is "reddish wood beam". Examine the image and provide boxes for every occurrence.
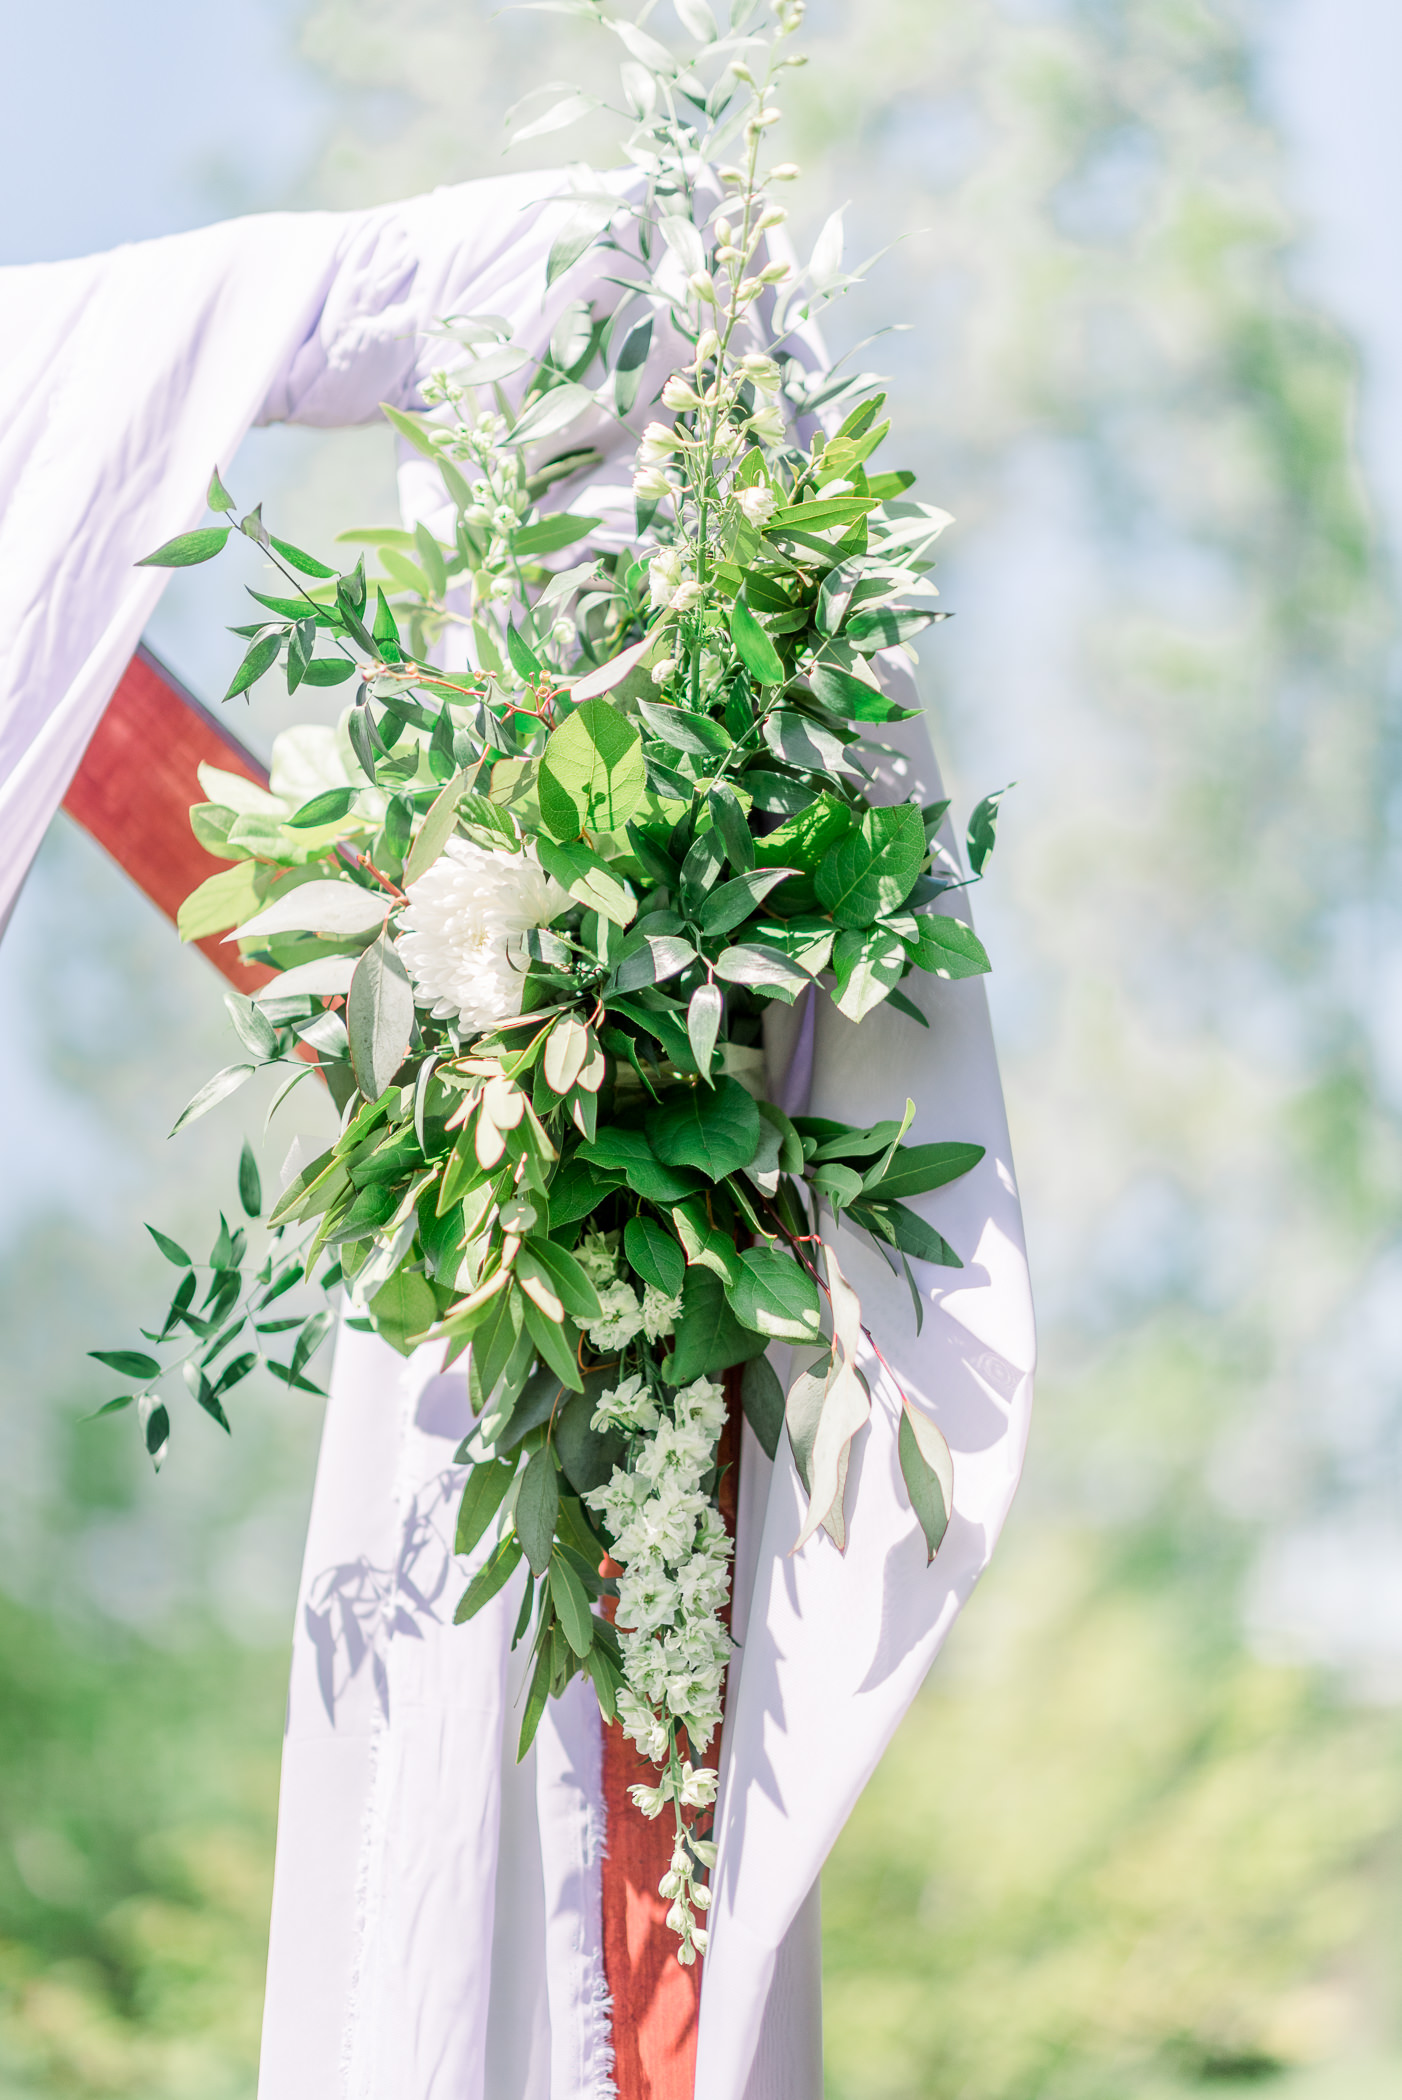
[61,645,275,990]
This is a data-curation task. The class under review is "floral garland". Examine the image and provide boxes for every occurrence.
[93,0,1004,1957]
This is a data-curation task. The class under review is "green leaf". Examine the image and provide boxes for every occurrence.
[512,514,602,557]
[515,1446,560,1576]
[270,534,337,579]
[671,1200,740,1285]
[751,792,855,875]
[548,1157,625,1227]
[844,606,937,652]
[224,991,277,1061]
[727,1247,824,1342]
[89,1395,136,1419]
[741,1354,785,1460]
[697,867,796,936]
[624,1216,685,1297]
[708,782,754,871]
[768,496,879,534]
[177,862,262,943]
[368,1270,439,1355]
[455,1534,523,1622]
[136,526,230,568]
[90,1348,160,1379]
[864,1140,984,1201]
[832,926,907,1021]
[651,1076,760,1181]
[518,1637,555,1760]
[546,199,616,284]
[713,943,811,995]
[606,930,694,992]
[144,1402,171,1468]
[663,1267,768,1384]
[507,622,543,683]
[903,914,991,980]
[539,698,646,836]
[730,599,785,686]
[237,1140,263,1219]
[808,662,919,723]
[613,315,653,414]
[290,1309,335,1384]
[287,786,356,831]
[967,785,1011,875]
[538,835,636,926]
[347,930,414,1103]
[400,770,467,887]
[761,710,852,775]
[170,1064,257,1136]
[686,982,722,1079]
[637,701,733,759]
[510,379,594,442]
[816,805,926,928]
[898,1401,954,1560]
[578,1129,702,1205]
[146,1225,191,1268]
[519,1236,603,1322]
[521,1292,585,1392]
[555,1385,625,1495]
[850,1197,962,1268]
[550,1553,595,1657]
[224,630,282,700]
[455,1457,518,1558]
[207,467,235,514]
[812,1161,864,1211]
[301,656,358,686]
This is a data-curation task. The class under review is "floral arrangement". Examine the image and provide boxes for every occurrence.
[92,0,1002,1960]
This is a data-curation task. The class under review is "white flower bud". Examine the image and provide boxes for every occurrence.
[650,658,677,685]
[770,162,801,181]
[691,1926,708,1953]
[692,327,721,367]
[661,374,702,411]
[692,1883,712,1909]
[688,271,717,304]
[758,260,790,284]
[757,207,788,230]
[736,485,776,529]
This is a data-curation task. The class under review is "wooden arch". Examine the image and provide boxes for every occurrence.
[62,648,710,2099]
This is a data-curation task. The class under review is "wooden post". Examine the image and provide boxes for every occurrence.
[61,646,275,991]
[63,650,741,2100]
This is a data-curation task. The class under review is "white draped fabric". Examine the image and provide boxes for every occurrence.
[0,174,1035,2100]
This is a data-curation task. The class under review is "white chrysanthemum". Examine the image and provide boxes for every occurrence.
[395,838,569,1029]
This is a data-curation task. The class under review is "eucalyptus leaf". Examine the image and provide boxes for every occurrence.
[740,1354,785,1460]
[727,1247,824,1343]
[624,1216,685,1296]
[347,930,415,1103]
[898,1401,954,1559]
[650,1076,760,1180]
[515,1447,561,1575]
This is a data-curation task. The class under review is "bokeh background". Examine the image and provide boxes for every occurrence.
[4,1,1402,2094]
